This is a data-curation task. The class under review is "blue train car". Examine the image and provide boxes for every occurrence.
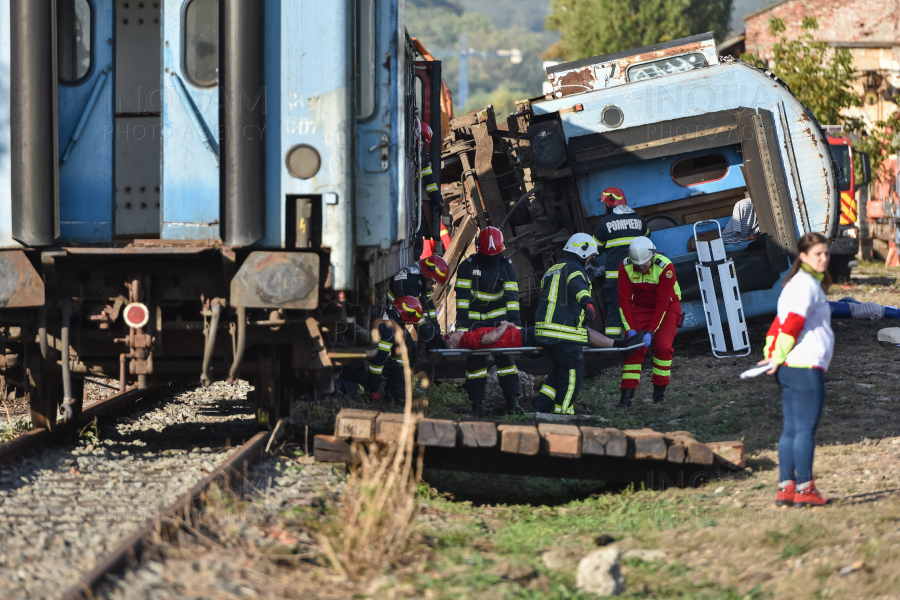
[439,33,838,345]
[0,0,439,429]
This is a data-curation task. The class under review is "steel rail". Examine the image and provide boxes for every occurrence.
[0,385,149,464]
[57,430,272,600]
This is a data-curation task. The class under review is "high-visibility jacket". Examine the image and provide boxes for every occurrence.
[454,254,519,332]
[763,266,833,370]
[388,263,437,320]
[420,154,444,240]
[534,255,593,344]
[592,206,650,281]
[617,254,681,333]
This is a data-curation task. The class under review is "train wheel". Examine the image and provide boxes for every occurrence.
[254,344,282,430]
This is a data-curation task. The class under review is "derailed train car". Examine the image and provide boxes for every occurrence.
[436,34,839,344]
[0,0,443,430]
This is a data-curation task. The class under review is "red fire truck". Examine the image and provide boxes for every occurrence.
[827,135,871,281]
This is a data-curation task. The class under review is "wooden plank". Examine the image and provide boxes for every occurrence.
[580,426,607,456]
[706,441,745,470]
[459,420,498,448]
[335,409,378,441]
[625,430,667,460]
[314,435,354,463]
[666,441,686,463]
[684,439,715,465]
[497,424,540,455]
[538,423,582,458]
[418,419,458,448]
[375,412,422,443]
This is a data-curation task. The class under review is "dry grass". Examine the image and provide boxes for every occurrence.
[318,320,424,580]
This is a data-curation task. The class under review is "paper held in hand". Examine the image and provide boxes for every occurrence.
[739,364,772,380]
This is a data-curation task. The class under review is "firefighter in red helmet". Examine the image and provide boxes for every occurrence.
[592,187,651,338]
[453,226,524,416]
[416,119,447,256]
[388,255,449,324]
[367,296,432,402]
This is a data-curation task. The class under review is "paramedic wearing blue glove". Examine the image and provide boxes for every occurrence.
[758,232,834,508]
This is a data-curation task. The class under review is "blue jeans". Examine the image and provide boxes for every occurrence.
[777,366,825,485]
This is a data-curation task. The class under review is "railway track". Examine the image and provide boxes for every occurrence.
[0,379,262,600]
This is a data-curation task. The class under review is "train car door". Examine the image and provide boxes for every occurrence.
[113,0,162,237]
[160,0,219,240]
[57,0,114,242]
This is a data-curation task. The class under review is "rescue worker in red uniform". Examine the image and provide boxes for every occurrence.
[454,226,523,416]
[367,296,428,402]
[592,187,651,337]
[617,237,681,407]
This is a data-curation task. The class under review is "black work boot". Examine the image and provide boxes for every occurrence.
[653,385,668,404]
[618,388,635,408]
[471,400,486,418]
[505,395,525,416]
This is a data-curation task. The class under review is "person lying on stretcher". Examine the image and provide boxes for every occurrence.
[443,321,648,351]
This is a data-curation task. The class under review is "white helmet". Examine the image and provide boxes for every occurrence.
[563,233,599,260]
[628,236,656,266]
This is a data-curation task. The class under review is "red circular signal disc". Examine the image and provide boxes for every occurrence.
[124,302,150,329]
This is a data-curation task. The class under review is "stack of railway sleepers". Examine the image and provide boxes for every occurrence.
[313,410,745,485]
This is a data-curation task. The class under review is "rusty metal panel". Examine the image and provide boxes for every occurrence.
[231,251,319,309]
[0,250,44,307]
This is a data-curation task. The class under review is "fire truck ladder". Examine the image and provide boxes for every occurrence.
[693,220,750,358]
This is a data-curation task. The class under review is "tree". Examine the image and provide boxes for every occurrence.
[743,17,859,126]
[544,0,733,61]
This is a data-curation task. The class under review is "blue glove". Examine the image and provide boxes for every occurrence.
[642,332,652,347]
[627,330,637,338]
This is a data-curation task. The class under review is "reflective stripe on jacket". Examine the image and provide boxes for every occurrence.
[534,255,593,344]
[618,255,681,332]
[454,254,519,332]
[592,207,650,280]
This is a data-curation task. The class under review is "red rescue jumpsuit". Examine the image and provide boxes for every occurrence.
[617,255,681,389]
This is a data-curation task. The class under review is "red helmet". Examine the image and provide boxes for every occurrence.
[392,296,424,324]
[475,226,504,256]
[419,255,449,284]
[600,187,627,207]
[419,120,434,145]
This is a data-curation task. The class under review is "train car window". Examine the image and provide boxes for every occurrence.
[183,0,219,88]
[57,0,93,84]
[671,153,729,187]
[626,52,707,83]
[356,0,376,119]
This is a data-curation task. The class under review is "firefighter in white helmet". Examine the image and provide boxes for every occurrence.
[616,236,682,407]
[530,233,600,415]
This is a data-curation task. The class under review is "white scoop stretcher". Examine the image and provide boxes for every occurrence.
[429,340,647,358]
[693,220,750,357]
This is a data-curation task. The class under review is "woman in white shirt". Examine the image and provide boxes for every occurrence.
[758,232,834,507]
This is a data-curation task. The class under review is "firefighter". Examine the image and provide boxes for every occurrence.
[368,296,425,402]
[531,233,599,415]
[388,255,450,324]
[592,187,651,337]
[617,237,681,407]
[416,119,448,256]
[454,226,523,416]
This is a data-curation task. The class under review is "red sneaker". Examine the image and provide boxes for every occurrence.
[793,480,829,507]
[776,481,795,507]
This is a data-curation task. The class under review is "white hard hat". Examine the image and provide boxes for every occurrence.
[628,236,656,266]
[563,233,599,260]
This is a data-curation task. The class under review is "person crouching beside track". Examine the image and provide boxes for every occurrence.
[454,226,523,417]
[367,296,435,403]
[530,234,601,416]
[757,232,834,508]
[617,237,682,407]
[443,320,644,353]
